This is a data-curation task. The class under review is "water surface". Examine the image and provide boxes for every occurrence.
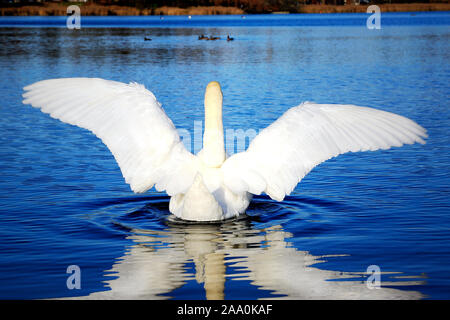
[0,12,449,299]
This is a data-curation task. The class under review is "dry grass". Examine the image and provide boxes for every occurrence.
[298,3,450,14]
[0,4,244,16]
[1,3,449,16]
[154,6,244,15]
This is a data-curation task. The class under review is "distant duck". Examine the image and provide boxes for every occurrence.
[207,36,220,41]
[227,35,234,41]
[198,34,208,40]
[144,37,152,41]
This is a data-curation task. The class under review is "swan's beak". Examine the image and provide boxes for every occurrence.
[205,81,222,97]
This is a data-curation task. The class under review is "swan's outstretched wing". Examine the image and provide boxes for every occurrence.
[23,78,199,195]
[221,102,427,201]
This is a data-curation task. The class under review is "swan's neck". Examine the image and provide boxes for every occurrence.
[202,82,225,168]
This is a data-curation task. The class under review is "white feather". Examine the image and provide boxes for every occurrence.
[23,78,199,195]
[221,102,427,201]
[23,79,427,221]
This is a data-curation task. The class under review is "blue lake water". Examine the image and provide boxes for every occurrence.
[0,12,449,299]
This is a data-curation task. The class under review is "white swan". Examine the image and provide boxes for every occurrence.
[23,79,427,221]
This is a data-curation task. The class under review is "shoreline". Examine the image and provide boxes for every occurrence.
[1,3,449,17]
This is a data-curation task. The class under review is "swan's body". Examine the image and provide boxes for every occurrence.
[23,79,427,221]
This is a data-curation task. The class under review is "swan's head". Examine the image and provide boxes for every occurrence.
[204,81,223,130]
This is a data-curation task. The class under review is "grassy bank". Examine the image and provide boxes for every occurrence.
[1,3,449,16]
[298,3,450,13]
[0,4,244,16]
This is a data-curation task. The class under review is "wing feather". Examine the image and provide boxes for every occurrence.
[23,78,198,195]
[221,102,427,201]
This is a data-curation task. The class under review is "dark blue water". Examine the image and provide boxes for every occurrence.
[1,11,449,27]
[0,12,449,299]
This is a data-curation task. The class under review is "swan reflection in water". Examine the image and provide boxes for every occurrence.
[75,209,424,300]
